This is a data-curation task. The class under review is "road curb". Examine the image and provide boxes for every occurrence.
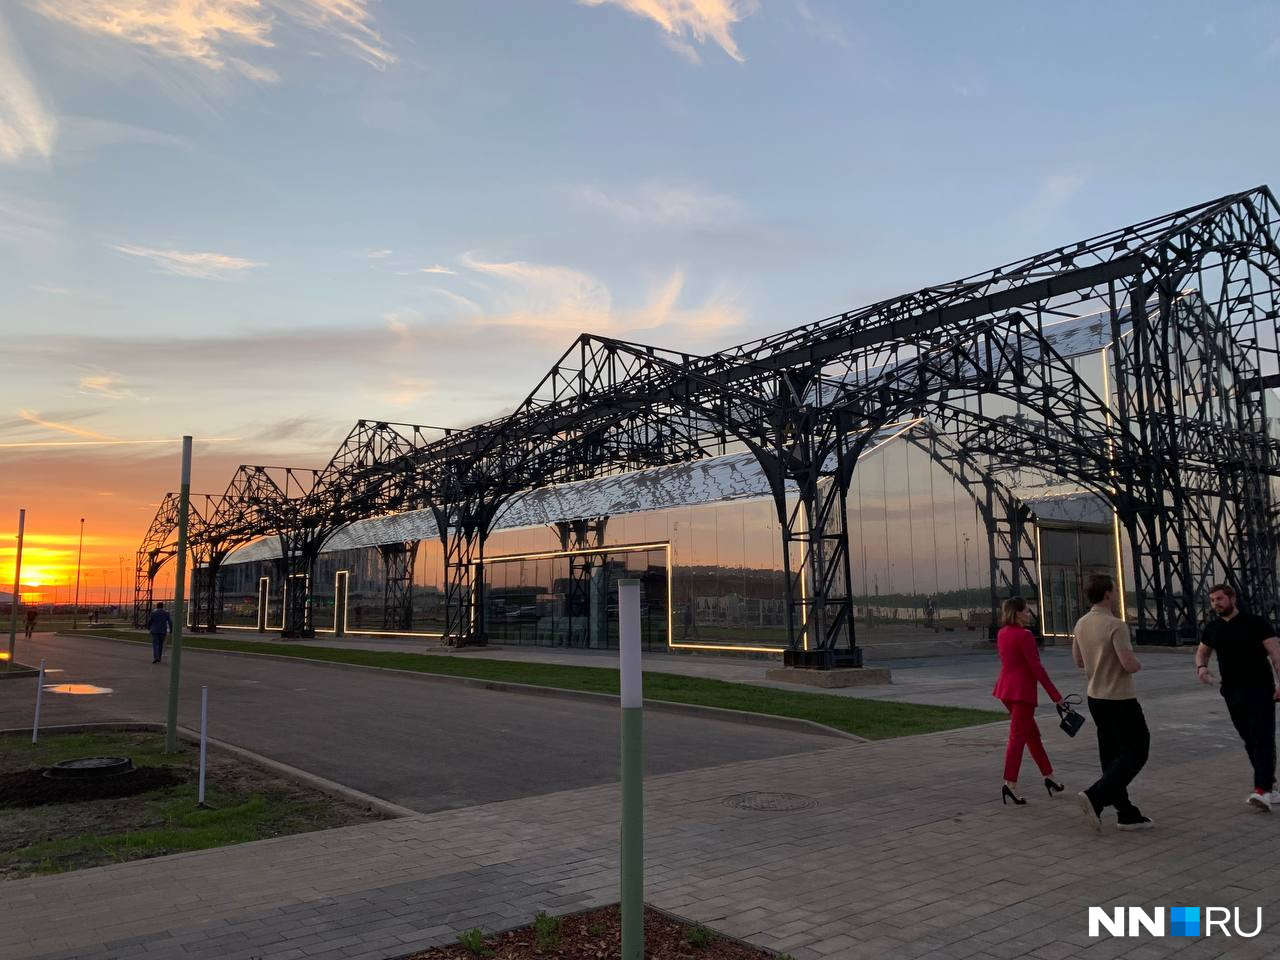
[58,632,866,742]
[0,720,421,819]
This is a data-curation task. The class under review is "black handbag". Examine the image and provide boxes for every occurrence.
[1057,695,1086,737]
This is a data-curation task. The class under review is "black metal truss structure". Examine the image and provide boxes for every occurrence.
[136,187,1280,665]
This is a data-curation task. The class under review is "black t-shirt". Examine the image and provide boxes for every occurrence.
[1201,612,1278,690]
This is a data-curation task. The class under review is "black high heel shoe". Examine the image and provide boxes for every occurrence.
[1044,777,1065,797]
[1001,784,1026,805]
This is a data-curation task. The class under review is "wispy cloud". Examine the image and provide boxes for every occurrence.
[19,409,117,441]
[420,264,456,275]
[365,248,393,258]
[79,372,139,400]
[456,253,741,342]
[32,284,69,295]
[429,287,482,312]
[31,0,395,81]
[793,0,849,48]
[275,0,396,70]
[369,374,434,408]
[578,0,754,63]
[0,10,58,164]
[112,243,266,279]
[0,193,59,247]
[575,181,744,227]
[1017,172,1086,230]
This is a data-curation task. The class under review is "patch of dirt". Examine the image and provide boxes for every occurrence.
[0,731,386,879]
[404,905,783,959]
[0,767,184,807]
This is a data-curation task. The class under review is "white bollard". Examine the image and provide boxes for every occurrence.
[31,658,46,744]
[617,579,644,960]
[198,685,208,806]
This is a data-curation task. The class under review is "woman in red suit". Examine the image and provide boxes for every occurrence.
[993,597,1065,804]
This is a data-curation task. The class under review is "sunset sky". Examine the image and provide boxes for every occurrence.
[2,1,1279,601]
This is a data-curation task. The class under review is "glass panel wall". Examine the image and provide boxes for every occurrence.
[214,429,1056,647]
[482,546,667,650]
[848,437,992,640]
[1038,525,1119,637]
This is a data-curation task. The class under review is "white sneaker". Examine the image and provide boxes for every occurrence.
[1268,790,1280,806]
[1247,792,1273,812]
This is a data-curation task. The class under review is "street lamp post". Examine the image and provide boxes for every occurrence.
[7,508,26,664]
[73,518,85,629]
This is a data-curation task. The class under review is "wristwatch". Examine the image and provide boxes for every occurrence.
[1196,664,1208,672]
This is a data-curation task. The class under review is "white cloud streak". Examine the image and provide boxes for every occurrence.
[575,181,744,227]
[578,0,755,62]
[456,253,741,342]
[0,11,58,164]
[79,373,139,400]
[112,243,266,279]
[31,0,394,81]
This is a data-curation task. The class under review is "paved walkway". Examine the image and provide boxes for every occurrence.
[2,668,1276,959]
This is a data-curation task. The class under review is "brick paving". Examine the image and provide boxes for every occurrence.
[2,682,1277,960]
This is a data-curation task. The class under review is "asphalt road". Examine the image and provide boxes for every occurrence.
[0,633,835,813]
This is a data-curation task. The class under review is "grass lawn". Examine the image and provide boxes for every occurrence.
[0,730,384,879]
[67,628,1002,740]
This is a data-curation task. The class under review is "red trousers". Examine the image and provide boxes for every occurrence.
[1003,699,1052,782]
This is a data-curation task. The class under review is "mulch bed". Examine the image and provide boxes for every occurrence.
[404,905,783,959]
[0,767,184,808]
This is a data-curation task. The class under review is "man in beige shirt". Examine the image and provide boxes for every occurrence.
[1071,573,1152,831]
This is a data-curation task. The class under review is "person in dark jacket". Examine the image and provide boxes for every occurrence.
[993,596,1065,805]
[1196,583,1280,811]
[147,602,172,664]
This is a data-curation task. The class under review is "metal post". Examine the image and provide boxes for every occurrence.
[32,658,46,744]
[8,508,25,664]
[618,578,644,960]
[198,684,208,806]
[73,518,84,629]
[166,437,193,753]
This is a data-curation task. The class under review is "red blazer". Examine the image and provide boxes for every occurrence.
[992,625,1062,705]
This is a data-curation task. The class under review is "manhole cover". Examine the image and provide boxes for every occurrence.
[722,792,818,812]
[44,757,135,780]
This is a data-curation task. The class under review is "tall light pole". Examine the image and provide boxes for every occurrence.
[166,436,193,753]
[118,556,126,612]
[73,518,85,629]
[7,508,26,664]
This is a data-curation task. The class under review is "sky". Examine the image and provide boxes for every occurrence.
[1,0,1279,601]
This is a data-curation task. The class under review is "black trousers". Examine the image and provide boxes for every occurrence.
[1222,686,1277,792]
[1086,697,1150,817]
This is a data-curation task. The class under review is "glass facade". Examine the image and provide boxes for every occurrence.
[214,426,1056,650]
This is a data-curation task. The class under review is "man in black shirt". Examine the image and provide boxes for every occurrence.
[1196,583,1280,811]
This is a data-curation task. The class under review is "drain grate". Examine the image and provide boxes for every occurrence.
[722,791,818,812]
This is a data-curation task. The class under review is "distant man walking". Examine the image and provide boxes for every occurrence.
[147,601,172,664]
[23,607,37,640]
[1196,583,1280,811]
[1072,573,1153,831]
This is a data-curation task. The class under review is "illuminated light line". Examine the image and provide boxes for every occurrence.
[1099,345,1128,622]
[484,542,670,563]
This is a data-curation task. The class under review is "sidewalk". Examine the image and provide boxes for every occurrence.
[3,684,1275,960]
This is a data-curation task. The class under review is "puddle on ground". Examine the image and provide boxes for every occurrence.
[43,683,113,695]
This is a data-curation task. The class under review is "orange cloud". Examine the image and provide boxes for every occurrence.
[32,0,395,80]
[578,0,754,63]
